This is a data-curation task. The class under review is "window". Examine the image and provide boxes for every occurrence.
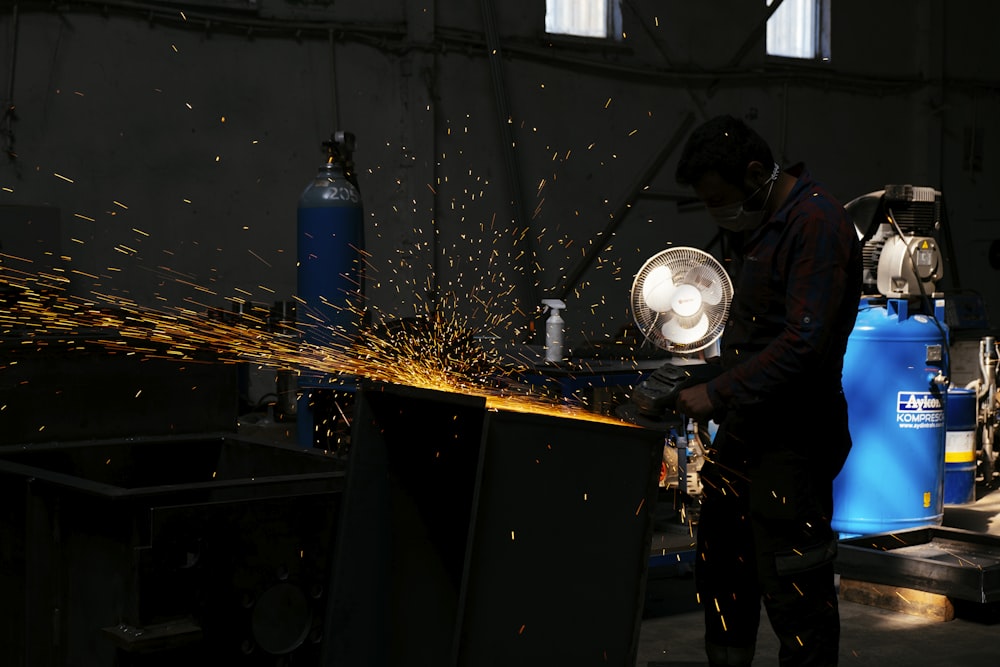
[545,0,621,39]
[766,0,831,61]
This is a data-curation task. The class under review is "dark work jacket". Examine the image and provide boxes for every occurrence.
[704,165,862,501]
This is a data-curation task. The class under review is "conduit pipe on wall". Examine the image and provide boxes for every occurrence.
[555,112,696,303]
[480,0,537,311]
[2,2,19,164]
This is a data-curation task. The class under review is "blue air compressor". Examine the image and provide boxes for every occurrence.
[832,185,951,537]
[296,131,364,448]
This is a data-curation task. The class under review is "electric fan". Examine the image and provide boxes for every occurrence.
[631,247,733,354]
[625,246,732,421]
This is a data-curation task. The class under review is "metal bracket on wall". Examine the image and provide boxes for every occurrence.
[481,0,535,307]
[555,111,697,303]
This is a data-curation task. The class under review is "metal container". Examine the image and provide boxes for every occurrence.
[326,382,663,667]
[0,435,345,666]
[296,152,365,448]
[833,299,949,537]
[944,387,978,505]
[296,161,364,349]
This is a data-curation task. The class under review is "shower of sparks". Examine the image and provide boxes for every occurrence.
[3,101,674,430]
[247,249,272,267]
[0,258,627,426]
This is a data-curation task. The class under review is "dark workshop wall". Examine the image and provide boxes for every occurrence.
[1,0,996,355]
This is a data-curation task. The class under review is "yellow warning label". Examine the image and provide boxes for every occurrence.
[923,491,931,508]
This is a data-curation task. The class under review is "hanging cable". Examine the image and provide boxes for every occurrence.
[3,2,19,166]
[328,28,340,132]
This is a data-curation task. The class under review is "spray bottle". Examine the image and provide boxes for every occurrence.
[541,299,566,363]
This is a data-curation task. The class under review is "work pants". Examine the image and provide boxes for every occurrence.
[694,413,848,667]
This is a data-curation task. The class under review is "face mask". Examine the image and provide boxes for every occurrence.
[707,163,780,232]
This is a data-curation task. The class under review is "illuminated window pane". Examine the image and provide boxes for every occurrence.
[546,0,619,39]
[766,0,831,61]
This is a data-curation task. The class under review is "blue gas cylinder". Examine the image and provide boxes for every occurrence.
[297,161,364,348]
[296,144,364,449]
[833,299,949,537]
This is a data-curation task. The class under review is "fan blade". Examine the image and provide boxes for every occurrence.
[684,265,724,306]
[661,313,709,345]
[641,264,675,313]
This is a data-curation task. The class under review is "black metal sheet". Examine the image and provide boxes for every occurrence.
[0,344,239,444]
[325,382,488,667]
[0,433,342,498]
[456,408,662,667]
[836,526,1000,603]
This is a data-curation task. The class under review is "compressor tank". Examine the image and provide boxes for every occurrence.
[832,298,948,538]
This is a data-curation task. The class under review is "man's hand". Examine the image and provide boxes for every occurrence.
[676,383,714,420]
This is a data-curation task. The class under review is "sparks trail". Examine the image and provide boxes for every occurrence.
[0,261,627,425]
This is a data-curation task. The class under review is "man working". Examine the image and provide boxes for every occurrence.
[673,115,862,667]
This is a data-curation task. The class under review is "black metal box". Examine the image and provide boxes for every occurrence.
[325,382,664,667]
[0,435,345,666]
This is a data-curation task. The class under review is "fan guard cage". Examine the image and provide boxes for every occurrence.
[630,247,733,354]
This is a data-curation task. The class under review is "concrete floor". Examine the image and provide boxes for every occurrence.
[637,481,1000,666]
